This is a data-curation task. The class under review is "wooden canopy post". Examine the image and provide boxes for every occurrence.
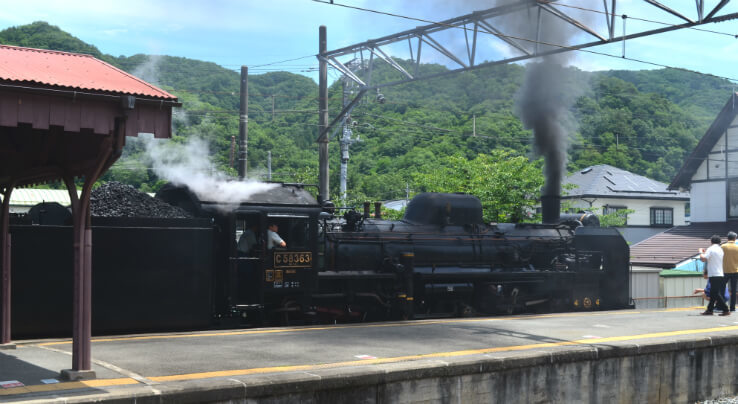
[61,130,117,379]
[0,184,14,348]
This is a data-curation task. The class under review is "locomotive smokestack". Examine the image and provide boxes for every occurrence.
[541,194,560,224]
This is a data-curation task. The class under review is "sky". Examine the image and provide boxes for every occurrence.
[1,0,738,85]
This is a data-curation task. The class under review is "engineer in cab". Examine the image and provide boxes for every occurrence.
[267,222,286,249]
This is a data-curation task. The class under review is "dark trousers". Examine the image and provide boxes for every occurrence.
[707,276,730,313]
[726,273,738,311]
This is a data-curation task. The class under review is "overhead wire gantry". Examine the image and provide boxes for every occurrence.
[315,0,737,202]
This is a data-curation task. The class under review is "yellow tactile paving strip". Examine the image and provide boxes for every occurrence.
[0,378,137,396]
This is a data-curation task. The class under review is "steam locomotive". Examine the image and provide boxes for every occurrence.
[8,182,631,337]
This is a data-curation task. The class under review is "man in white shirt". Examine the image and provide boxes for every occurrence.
[267,223,286,249]
[699,234,731,316]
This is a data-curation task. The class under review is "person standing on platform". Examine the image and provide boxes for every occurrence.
[722,231,738,312]
[699,235,731,316]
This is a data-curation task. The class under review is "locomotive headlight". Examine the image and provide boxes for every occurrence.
[595,298,601,307]
[574,299,580,307]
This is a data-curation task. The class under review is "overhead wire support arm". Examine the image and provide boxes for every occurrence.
[414,36,422,76]
[644,0,694,23]
[420,33,468,68]
[604,0,617,40]
[538,3,607,41]
[465,21,479,66]
[477,20,531,56]
[369,46,414,80]
[705,0,730,21]
[321,56,366,86]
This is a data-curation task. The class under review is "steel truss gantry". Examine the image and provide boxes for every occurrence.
[316,0,736,200]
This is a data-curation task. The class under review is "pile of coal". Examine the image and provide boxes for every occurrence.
[91,181,192,218]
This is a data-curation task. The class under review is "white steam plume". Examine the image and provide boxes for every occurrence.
[142,136,277,205]
[131,54,189,126]
[132,54,162,85]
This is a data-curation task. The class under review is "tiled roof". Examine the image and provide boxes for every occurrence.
[630,221,738,268]
[0,45,176,99]
[564,164,688,200]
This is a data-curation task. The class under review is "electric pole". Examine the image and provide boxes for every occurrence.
[318,26,329,202]
[238,66,248,179]
[339,76,361,202]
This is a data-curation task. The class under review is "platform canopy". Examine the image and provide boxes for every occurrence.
[0,44,179,377]
[0,45,178,185]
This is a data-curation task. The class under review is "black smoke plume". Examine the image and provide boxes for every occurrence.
[517,61,573,197]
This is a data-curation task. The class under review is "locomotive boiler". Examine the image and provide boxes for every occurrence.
[319,192,630,320]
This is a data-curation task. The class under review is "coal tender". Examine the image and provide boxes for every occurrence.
[11,182,631,337]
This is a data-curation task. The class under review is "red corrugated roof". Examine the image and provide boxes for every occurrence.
[0,45,176,99]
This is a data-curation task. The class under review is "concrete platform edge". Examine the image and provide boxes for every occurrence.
[20,333,738,403]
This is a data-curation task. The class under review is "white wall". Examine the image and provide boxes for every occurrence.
[566,197,687,226]
[631,267,704,309]
[690,181,726,222]
[694,118,738,180]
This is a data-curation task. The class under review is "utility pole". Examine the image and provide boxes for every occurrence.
[472,114,476,137]
[318,26,329,202]
[339,77,361,202]
[271,95,275,122]
[238,66,248,179]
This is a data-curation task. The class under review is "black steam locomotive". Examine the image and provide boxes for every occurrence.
[8,183,630,337]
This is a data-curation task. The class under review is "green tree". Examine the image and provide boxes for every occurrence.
[412,150,544,223]
[599,208,634,227]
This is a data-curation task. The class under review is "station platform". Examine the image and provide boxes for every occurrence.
[1,307,738,403]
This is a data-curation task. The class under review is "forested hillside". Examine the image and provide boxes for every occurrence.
[1,22,731,202]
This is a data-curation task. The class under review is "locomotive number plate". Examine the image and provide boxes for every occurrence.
[274,251,312,268]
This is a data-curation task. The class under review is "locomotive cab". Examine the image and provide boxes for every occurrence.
[229,209,320,324]
[157,182,323,325]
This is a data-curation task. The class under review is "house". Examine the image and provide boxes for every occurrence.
[670,93,738,223]
[629,93,738,309]
[632,92,738,269]
[561,164,689,244]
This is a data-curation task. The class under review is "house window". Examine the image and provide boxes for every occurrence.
[650,207,673,226]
